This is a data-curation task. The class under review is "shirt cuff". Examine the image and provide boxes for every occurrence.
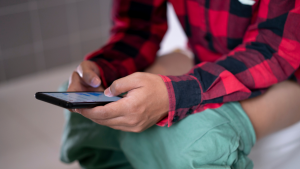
[157,75,176,127]
[156,74,202,127]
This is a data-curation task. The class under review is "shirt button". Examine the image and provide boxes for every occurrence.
[172,115,179,122]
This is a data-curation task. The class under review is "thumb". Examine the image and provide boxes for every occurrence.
[104,73,142,97]
[77,63,101,88]
[82,71,101,88]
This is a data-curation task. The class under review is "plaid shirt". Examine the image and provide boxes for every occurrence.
[86,0,300,127]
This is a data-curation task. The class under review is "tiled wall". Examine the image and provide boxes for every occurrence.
[0,0,111,83]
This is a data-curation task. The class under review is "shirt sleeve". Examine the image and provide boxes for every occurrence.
[85,0,167,88]
[160,1,300,127]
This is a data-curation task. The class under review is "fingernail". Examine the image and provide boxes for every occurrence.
[91,77,100,87]
[104,87,113,97]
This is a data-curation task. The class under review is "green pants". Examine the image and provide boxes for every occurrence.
[59,84,256,169]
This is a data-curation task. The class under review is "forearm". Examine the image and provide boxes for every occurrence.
[241,80,300,140]
[148,51,300,140]
[85,0,168,87]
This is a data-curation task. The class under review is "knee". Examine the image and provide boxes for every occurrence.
[181,124,253,169]
[175,105,255,169]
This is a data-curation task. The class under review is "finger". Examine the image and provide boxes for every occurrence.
[68,71,105,93]
[109,125,146,133]
[104,73,143,97]
[77,61,101,88]
[77,101,125,120]
[93,116,131,127]
[68,109,76,113]
[109,126,136,132]
[67,71,82,92]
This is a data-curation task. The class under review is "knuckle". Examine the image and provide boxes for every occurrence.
[133,72,141,76]
[111,80,120,93]
[83,71,93,80]
[131,108,141,116]
[133,72,142,79]
[132,105,145,115]
[128,118,139,126]
[100,112,110,119]
[130,104,138,112]
[114,81,120,89]
[133,72,145,84]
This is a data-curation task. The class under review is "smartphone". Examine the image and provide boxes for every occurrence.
[35,92,122,109]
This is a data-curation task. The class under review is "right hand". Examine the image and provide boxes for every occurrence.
[67,60,104,111]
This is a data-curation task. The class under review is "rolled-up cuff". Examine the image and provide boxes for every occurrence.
[157,75,176,127]
[157,75,202,127]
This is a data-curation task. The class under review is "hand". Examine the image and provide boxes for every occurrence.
[68,60,104,111]
[75,72,169,132]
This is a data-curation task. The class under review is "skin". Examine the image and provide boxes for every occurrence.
[68,61,169,133]
[241,80,300,140]
[68,52,300,139]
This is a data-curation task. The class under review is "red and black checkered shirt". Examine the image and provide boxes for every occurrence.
[86,0,300,127]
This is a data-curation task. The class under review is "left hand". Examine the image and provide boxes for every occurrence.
[75,72,169,132]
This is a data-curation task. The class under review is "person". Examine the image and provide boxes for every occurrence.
[60,0,300,168]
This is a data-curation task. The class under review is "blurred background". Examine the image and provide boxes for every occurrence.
[0,0,300,169]
[0,0,110,83]
[0,0,110,168]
